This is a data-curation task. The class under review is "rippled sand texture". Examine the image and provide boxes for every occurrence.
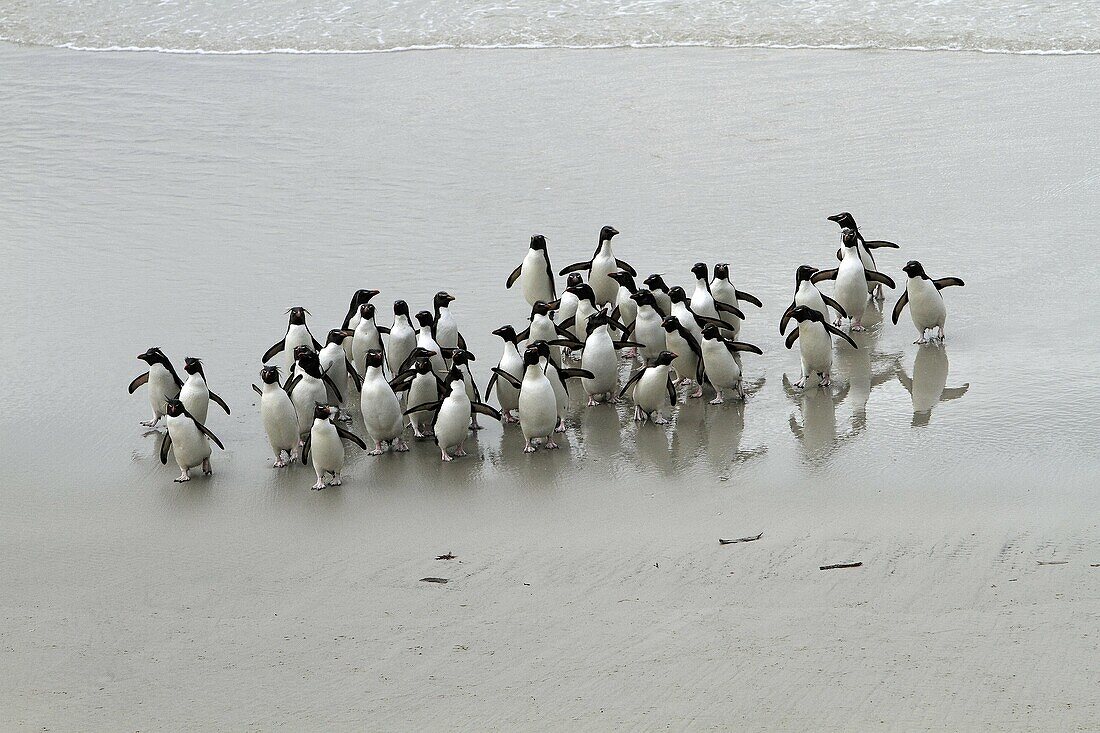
[1,44,1099,730]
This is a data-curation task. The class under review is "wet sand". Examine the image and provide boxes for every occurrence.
[2,43,1099,730]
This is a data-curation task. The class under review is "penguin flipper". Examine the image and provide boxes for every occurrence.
[284,375,302,396]
[694,313,733,331]
[308,330,323,351]
[516,327,531,341]
[559,368,595,380]
[826,324,858,349]
[559,315,575,329]
[405,400,442,416]
[322,375,343,404]
[821,294,848,319]
[491,367,522,389]
[863,240,899,249]
[933,277,965,290]
[618,367,646,398]
[942,384,970,401]
[784,330,800,350]
[558,261,591,276]
[811,269,839,284]
[252,384,263,396]
[346,359,363,391]
[735,290,763,308]
[485,372,497,395]
[865,269,895,288]
[336,426,368,450]
[301,433,311,465]
[377,325,390,335]
[548,337,584,351]
[543,257,557,300]
[128,372,149,393]
[457,332,468,351]
[506,264,523,289]
[613,340,645,350]
[891,291,909,324]
[193,417,225,450]
[209,390,231,415]
[472,402,503,421]
[835,249,843,262]
[615,259,637,276]
[555,323,575,339]
[159,432,172,464]
[262,339,285,363]
[714,300,746,321]
[726,341,763,356]
[779,302,795,335]
[666,375,678,406]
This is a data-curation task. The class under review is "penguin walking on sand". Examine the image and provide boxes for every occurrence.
[384,300,416,377]
[302,404,368,490]
[263,306,322,378]
[660,316,705,398]
[252,366,298,467]
[359,349,409,455]
[340,289,380,359]
[580,310,643,406]
[286,347,342,440]
[352,304,388,378]
[699,324,763,404]
[406,368,501,462]
[432,291,467,357]
[626,289,667,364]
[491,346,561,453]
[827,212,900,300]
[179,357,231,425]
[389,355,443,438]
[129,347,184,428]
[689,262,746,329]
[620,350,679,424]
[506,234,557,305]
[159,398,225,483]
[779,265,849,334]
[559,226,635,306]
[812,229,895,331]
[529,340,593,433]
[784,305,859,388]
[892,260,965,344]
[486,325,524,423]
[711,263,762,338]
[318,329,362,404]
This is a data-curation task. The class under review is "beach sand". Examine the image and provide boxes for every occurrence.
[1,43,1099,730]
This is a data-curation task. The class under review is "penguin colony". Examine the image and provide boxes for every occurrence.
[129,214,964,488]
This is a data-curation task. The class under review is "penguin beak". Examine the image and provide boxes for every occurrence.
[826,214,842,223]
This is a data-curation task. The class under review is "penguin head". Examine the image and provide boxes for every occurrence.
[668,286,688,304]
[408,346,437,361]
[567,283,596,305]
[293,345,314,362]
[393,300,410,318]
[413,358,433,374]
[165,398,186,418]
[286,306,310,325]
[713,263,730,281]
[655,350,677,366]
[414,310,435,328]
[795,265,818,284]
[599,225,619,242]
[183,357,204,377]
[295,349,323,375]
[522,346,542,367]
[434,291,456,309]
[530,234,547,251]
[449,348,474,365]
[138,347,169,366]
[841,228,859,248]
[351,289,380,306]
[701,324,721,341]
[566,272,584,288]
[630,289,656,307]
[530,300,558,317]
[358,303,376,321]
[313,403,335,421]
[443,366,464,388]
[643,274,669,293]
[827,212,856,229]
[326,329,352,346]
[363,349,385,369]
[585,309,615,335]
[608,270,637,291]
[660,315,681,333]
[530,340,551,360]
[492,325,519,343]
[791,305,821,324]
[690,262,709,281]
[903,260,927,279]
[260,366,281,385]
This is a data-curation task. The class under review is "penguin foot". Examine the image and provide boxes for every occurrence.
[795,378,807,389]
[820,373,832,387]
[369,443,385,456]
[915,337,928,345]
[502,411,519,424]
[851,324,866,332]
[709,397,724,405]
[523,441,536,453]
[555,419,567,433]
[273,459,287,468]
[689,385,703,398]
[141,418,161,428]
[633,407,643,422]
[469,420,483,430]
[175,471,191,483]
[545,438,559,449]
[312,480,326,490]
[440,450,453,462]
[394,439,410,452]
[201,459,212,475]
[454,445,468,457]
[586,396,598,406]
[327,476,342,486]
[623,348,637,359]
[653,415,670,425]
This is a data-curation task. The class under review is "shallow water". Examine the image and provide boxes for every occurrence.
[2,43,1099,728]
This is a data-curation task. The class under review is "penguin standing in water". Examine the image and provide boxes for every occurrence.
[129,347,183,428]
[412,310,448,377]
[318,329,362,405]
[827,212,900,300]
[620,350,679,424]
[579,310,643,406]
[252,366,298,467]
[506,234,557,305]
[711,263,762,338]
[627,289,667,364]
[263,307,322,378]
[446,348,487,429]
[699,324,763,403]
[529,340,593,433]
[660,316,705,398]
[607,270,640,357]
[359,349,409,455]
[812,229,895,331]
[892,260,965,344]
[406,368,501,462]
[179,357,231,425]
[159,398,225,483]
[784,305,858,388]
[779,265,849,334]
[559,226,635,306]
[390,355,443,438]
[302,404,368,490]
[668,285,729,345]
[384,300,416,377]
[689,262,745,330]
[286,347,342,440]
[642,274,674,317]
[432,291,467,358]
[491,346,560,453]
[352,303,388,378]
[486,325,524,423]
[340,289,380,359]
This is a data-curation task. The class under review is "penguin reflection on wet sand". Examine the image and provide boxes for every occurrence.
[897,346,969,426]
[783,374,859,460]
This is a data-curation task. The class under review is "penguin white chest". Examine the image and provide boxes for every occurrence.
[834,257,869,320]
[519,368,558,440]
[166,415,211,470]
[581,328,618,395]
[434,392,471,450]
[701,340,742,387]
[148,364,179,416]
[179,375,210,424]
[261,388,299,453]
[417,330,447,376]
[407,374,439,430]
[589,251,618,305]
[907,279,947,331]
[319,344,348,397]
[435,310,458,350]
[360,371,403,441]
[690,284,718,320]
[798,322,834,375]
[634,308,665,362]
[795,282,829,320]
[634,366,670,412]
[666,329,698,379]
[310,419,345,473]
[353,322,382,374]
[291,377,328,436]
[284,325,313,373]
[520,249,554,304]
